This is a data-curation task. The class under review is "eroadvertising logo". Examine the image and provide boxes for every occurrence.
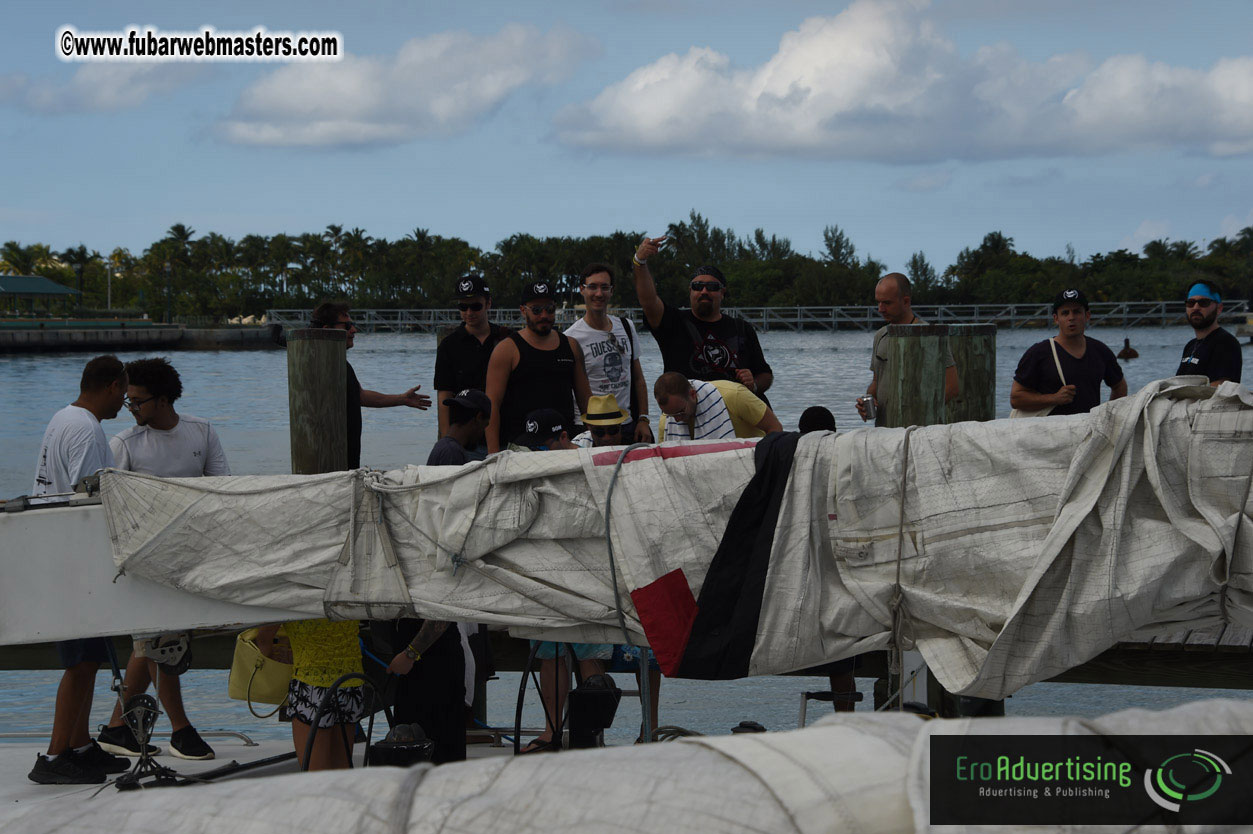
[525,419,538,434]
[1144,749,1231,812]
[458,279,473,294]
[930,735,1252,825]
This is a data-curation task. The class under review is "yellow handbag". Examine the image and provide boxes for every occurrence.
[227,626,292,718]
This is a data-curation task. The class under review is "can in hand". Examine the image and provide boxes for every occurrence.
[858,396,877,421]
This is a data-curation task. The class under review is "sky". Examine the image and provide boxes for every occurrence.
[2,0,1252,274]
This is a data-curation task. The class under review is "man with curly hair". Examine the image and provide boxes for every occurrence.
[95,358,228,762]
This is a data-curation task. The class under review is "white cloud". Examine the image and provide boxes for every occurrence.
[0,64,203,112]
[217,25,597,148]
[557,0,1253,162]
[1119,219,1170,252]
[895,168,952,192]
[1219,209,1253,238]
[1191,173,1216,189]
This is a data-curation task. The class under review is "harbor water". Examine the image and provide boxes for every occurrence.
[2,325,1250,742]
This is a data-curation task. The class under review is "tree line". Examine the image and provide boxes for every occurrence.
[3,213,1252,321]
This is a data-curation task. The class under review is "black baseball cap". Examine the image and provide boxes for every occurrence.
[512,408,566,449]
[1052,288,1089,312]
[455,275,490,299]
[521,281,556,303]
[442,388,491,417]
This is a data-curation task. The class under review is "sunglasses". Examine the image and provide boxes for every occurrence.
[690,281,723,293]
[458,302,484,312]
[124,394,157,411]
[1185,298,1215,308]
[590,425,623,437]
[527,304,556,315]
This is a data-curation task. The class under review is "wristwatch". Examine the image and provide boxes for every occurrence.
[404,644,420,661]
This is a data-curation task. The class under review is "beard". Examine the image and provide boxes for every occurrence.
[528,320,553,335]
[1189,308,1219,330]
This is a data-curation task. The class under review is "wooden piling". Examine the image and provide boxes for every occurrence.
[878,324,949,428]
[287,328,347,475]
[944,324,998,424]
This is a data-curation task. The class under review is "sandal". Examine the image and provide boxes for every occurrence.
[517,737,561,755]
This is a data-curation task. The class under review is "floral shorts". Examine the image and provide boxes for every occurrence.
[287,679,365,728]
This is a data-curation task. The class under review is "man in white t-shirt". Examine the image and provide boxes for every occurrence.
[563,263,654,444]
[95,358,227,762]
[28,355,130,785]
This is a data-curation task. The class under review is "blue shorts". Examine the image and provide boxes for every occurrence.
[530,641,613,661]
[57,637,112,668]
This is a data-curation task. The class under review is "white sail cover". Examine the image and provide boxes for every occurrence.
[101,378,1253,699]
[4,698,1251,833]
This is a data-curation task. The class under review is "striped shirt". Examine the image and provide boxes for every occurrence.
[659,379,735,441]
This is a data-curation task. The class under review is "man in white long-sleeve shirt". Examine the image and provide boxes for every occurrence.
[96,358,228,762]
[28,355,130,785]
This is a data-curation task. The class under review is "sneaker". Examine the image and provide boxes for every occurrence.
[169,726,214,761]
[27,751,105,785]
[96,724,160,757]
[78,740,131,774]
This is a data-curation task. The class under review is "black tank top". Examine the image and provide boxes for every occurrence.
[500,331,577,446]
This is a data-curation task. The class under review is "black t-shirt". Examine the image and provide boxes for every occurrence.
[1013,337,1124,416]
[649,303,772,384]
[1177,327,1242,383]
[347,362,362,469]
[499,331,577,447]
[434,324,510,394]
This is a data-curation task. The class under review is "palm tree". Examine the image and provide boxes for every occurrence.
[60,244,101,296]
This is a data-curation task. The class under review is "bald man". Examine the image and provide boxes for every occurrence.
[857,273,958,425]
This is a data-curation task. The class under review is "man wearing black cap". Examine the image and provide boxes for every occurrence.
[434,275,510,438]
[1010,289,1127,416]
[1177,280,1242,386]
[633,236,773,400]
[509,408,577,451]
[485,282,592,453]
[427,389,491,465]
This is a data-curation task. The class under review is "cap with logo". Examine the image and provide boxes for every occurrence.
[582,393,630,426]
[455,275,490,299]
[521,281,555,303]
[512,408,566,449]
[442,388,491,417]
[1052,288,1089,312]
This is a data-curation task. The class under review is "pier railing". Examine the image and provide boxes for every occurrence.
[267,300,1249,334]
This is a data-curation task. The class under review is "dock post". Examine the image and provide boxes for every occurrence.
[287,328,347,475]
[944,324,997,424]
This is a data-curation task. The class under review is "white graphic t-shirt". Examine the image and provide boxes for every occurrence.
[111,414,230,477]
[32,404,113,495]
[564,316,640,414]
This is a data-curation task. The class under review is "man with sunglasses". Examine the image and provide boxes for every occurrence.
[571,394,631,449]
[434,275,511,439]
[565,263,654,443]
[633,237,773,402]
[310,300,432,469]
[1010,289,1126,416]
[485,282,592,453]
[1177,280,1241,386]
[96,357,226,763]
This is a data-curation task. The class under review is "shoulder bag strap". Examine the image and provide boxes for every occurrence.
[1049,338,1067,387]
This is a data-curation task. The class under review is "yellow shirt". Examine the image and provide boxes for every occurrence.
[283,619,363,688]
[710,380,768,438]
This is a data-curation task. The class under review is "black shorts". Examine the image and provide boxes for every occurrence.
[57,637,112,668]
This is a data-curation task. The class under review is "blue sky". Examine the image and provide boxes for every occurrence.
[3,0,1252,274]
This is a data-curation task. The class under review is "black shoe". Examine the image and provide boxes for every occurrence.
[97,724,160,757]
[78,740,131,774]
[27,751,105,785]
[169,726,214,761]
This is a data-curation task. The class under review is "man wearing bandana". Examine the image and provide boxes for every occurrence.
[1177,280,1242,386]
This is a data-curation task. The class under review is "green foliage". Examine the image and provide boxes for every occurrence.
[4,219,1252,319]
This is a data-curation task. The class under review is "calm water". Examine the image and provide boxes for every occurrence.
[2,325,1249,738]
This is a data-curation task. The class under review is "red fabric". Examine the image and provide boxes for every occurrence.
[629,569,699,676]
[591,440,756,467]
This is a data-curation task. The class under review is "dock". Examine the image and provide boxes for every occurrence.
[0,321,278,352]
[267,300,1250,334]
